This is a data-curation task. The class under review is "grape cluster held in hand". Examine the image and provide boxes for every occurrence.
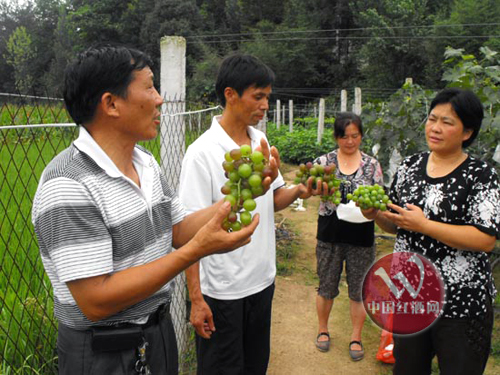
[221,145,270,231]
[346,184,392,211]
[294,162,342,204]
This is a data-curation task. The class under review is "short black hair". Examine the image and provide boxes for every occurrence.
[215,54,275,107]
[429,88,484,148]
[63,44,153,126]
[333,112,363,139]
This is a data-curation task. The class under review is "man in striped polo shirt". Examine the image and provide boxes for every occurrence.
[32,45,263,375]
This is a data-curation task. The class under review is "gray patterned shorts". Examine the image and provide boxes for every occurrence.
[316,239,375,302]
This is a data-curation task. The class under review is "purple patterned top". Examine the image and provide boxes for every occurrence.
[314,149,384,216]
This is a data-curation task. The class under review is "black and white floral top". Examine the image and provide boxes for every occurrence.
[389,151,500,318]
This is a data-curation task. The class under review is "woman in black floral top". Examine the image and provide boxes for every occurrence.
[363,88,499,375]
[313,112,383,361]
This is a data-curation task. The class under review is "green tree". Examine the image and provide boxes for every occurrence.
[4,25,36,92]
[361,46,500,183]
[441,46,500,164]
[139,0,204,88]
[43,5,74,94]
[350,0,434,92]
[426,0,500,87]
[0,0,63,93]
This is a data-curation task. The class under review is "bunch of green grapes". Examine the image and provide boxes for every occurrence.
[220,145,270,231]
[294,162,343,204]
[346,184,392,211]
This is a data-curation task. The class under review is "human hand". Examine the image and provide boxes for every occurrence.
[359,206,379,220]
[299,179,335,199]
[191,201,259,257]
[255,138,280,193]
[190,298,215,339]
[380,203,428,233]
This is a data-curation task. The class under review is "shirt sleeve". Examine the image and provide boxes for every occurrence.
[373,159,384,186]
[464,165,500,238]
[388,162,405,207]
[272,170,286,190]
[154,162,186,226]
[179,148,214,214]
[32,177,113,283]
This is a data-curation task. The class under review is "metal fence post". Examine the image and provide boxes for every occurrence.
[160,36,189,359]
[288,99,293,132]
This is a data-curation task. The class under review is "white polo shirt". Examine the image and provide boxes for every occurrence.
[179,116,285,300]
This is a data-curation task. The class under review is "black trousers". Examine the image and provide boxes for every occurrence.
[393,298,494,375]
[196,283,275,375]
[57,305,178,375]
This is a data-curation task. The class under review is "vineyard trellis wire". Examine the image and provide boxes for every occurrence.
[0,92,220,374]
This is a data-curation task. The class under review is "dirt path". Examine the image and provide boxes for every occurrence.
[267,167,499,375]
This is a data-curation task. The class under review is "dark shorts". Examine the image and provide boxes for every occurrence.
[316,239,375,302]
[196,283,275,375]
[393,297,494,375]
[57,305,178,375]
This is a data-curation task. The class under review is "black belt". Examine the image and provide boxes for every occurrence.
[90,303,170,353]
[93,303,170,330]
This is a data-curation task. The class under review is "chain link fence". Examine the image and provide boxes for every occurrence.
[0,92,219,374]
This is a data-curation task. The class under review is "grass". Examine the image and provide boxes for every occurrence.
[0,128,73,374]
[0,121,209,373]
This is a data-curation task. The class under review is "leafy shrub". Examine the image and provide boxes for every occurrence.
[267,123,335,164]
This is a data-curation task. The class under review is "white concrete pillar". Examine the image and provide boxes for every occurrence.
[160,36,186,189]
[317,98,325,144]
[341,90,347,112]
[160,36,187,359]
[354,87,362,115]
[276,99,281,129]
[282,105,286,130]
[256,112,267,133]
[288,100,293,132]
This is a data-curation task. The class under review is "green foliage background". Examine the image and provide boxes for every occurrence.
[0,0,499,102]
[268,46,500,184]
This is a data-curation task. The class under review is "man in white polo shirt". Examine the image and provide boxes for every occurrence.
[32,45,259,375]
[179,54,314,374]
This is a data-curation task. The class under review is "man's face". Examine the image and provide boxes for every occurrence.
[231,85,271,126]
[116,67,163,142]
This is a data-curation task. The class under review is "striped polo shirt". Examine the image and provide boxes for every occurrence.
[32,127,185,330]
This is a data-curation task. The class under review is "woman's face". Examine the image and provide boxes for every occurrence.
[336,123,362,155]
[425,103,472,155]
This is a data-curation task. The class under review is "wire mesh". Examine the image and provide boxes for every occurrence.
[0,92,219,374]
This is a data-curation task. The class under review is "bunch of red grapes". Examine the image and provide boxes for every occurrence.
[294,162,343,204]
[221,145,271,231]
